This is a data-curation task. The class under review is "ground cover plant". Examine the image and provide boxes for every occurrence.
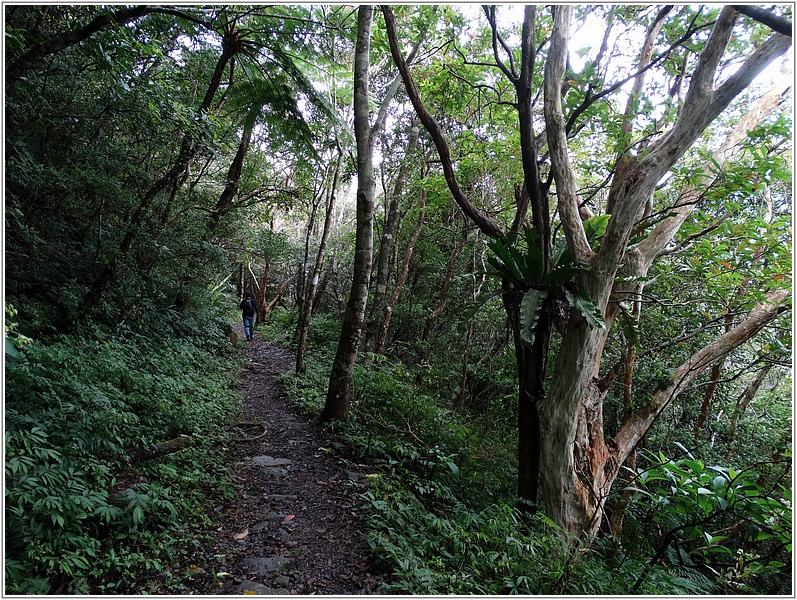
[5,301,244,594]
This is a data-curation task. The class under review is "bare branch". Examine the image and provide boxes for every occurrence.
[381,5,503,239]
[482,5,518,82]
[613,288,790,462]
[544,5,594,264]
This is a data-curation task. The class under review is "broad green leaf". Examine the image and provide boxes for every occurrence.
[5,337,19,357]
[519,289,548,347]
[584,214,611,241]
[487,239,524,284]
[616,303,639,348]
[460,289,504,328]
[564,288,605,330]
[544,263,584,288]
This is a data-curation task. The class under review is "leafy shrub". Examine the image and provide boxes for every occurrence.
[5,307,242,594]
[624,449,792,594]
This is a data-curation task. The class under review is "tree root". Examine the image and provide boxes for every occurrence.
[229,422,268,442]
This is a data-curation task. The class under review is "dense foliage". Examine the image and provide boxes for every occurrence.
[260,301,791,594]
[5,4,791,595]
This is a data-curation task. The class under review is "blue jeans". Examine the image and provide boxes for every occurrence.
[243,316,255,340]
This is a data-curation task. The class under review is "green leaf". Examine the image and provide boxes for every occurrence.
[616,303,639,347]
[563,288,605,330]
[519,289,548,347]
[584,214,611,242]
[460,289,503,328]
[487,238,524,284]
[5,337,19,357]
[544,263,584,288]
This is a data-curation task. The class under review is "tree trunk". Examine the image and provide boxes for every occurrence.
[321,6,375,422]
[365,123,420,354]
[262,276,292,322]
[296,147,343,373]
[536,6,791,538]
[256,261,270,325]
[419,225,465,362]
[504,280,550,510]
[727,363,774,448]
[296,186,323,316]
[208,106,259,234]
[374,191,426,355]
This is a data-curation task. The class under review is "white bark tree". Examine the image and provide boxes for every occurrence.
[538,5,791,536]
[383,4,792,537]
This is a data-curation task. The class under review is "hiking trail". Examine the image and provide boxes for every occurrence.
[202,332,381,595]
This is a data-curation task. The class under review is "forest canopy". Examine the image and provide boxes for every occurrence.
[4,4,792,595]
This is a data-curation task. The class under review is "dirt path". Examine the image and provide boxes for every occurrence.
[205,334,381,595]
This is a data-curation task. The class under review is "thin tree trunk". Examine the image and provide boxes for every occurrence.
[365,122,420,354]
[262,276,293,321]
[451,321,473,408]
[256,262,270,325]
[330,245,346,319]
[607,297,640,538]
[296,147,343,373]
[374,191,426,355]
[727,363,773,449]
[296,186,324,316]
[419,225,466,362]
[208,107,259,234]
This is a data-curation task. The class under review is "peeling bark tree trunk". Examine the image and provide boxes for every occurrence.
[384,4,791,537]
[537,6,791,537]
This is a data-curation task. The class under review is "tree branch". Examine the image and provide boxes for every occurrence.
[381,5,503,239]
[613,288,790,463]
[731,5,793,36]
[543,5,594,264]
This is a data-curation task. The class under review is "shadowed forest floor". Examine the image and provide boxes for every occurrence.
[197,332,382,595]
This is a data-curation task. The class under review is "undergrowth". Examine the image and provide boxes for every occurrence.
[263,307,790,595]
[5,300,244,594]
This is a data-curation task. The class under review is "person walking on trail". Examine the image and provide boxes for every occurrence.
[240,290,258,341]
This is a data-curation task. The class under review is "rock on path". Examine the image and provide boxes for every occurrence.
[208,335,381,595]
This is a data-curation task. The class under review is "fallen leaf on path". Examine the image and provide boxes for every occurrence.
[233,528,249,540]
[284,514,295,521]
